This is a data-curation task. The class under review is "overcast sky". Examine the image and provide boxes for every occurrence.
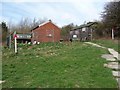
[1,0,111,27]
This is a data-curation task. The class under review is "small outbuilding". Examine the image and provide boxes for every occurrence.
[31,20,61,43]
[6,32,32,48]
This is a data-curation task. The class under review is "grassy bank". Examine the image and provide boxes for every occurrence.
[92,39,119,53]
[2,42,117,88]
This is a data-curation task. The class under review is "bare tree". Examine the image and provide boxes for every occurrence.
[30,18,47,29]
[8,17,47,34]
[19,18,31,33]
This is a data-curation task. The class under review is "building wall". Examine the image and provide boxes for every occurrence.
[31,22,61,42]
[70,27,92,41]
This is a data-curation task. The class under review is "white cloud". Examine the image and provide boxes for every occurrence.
[71,0,106,24]
[61,13,72,19]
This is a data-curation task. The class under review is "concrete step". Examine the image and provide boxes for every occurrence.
[104,63,120,70]
[112,71,120,78]
[108,48,120,60]
[0,80,5,84]
[116,78,120,88]
[104,62,119,70]
[101,54,116,61]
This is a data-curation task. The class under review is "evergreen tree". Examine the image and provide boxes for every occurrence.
[0,22,8,43]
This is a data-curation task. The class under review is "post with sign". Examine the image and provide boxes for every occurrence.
[15,35,17,53]
[13,31,17,54]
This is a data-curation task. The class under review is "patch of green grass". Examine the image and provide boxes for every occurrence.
[92,39,119,53]
[2,42,117,88]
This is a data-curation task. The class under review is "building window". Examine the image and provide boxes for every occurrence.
[75,30,79,34]
[82,28,86,32]
[46,30,53,37]
[73,35,77,38]
[47,33,53,37]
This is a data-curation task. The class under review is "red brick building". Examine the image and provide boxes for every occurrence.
[31,20,61,43]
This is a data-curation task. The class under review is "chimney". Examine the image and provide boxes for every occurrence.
[49,19,52,22]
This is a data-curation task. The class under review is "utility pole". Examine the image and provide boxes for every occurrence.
[112,28,114,40]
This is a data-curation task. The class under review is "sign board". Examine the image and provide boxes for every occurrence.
[16,34,31,39]
[14,34,18,39]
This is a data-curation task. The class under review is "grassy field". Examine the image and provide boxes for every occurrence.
[92,39,119,53]
[2,42,117,88]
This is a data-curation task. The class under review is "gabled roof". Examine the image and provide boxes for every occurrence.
[38,21,50,27]
[32,20,53,31]
[72,22,97,30]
